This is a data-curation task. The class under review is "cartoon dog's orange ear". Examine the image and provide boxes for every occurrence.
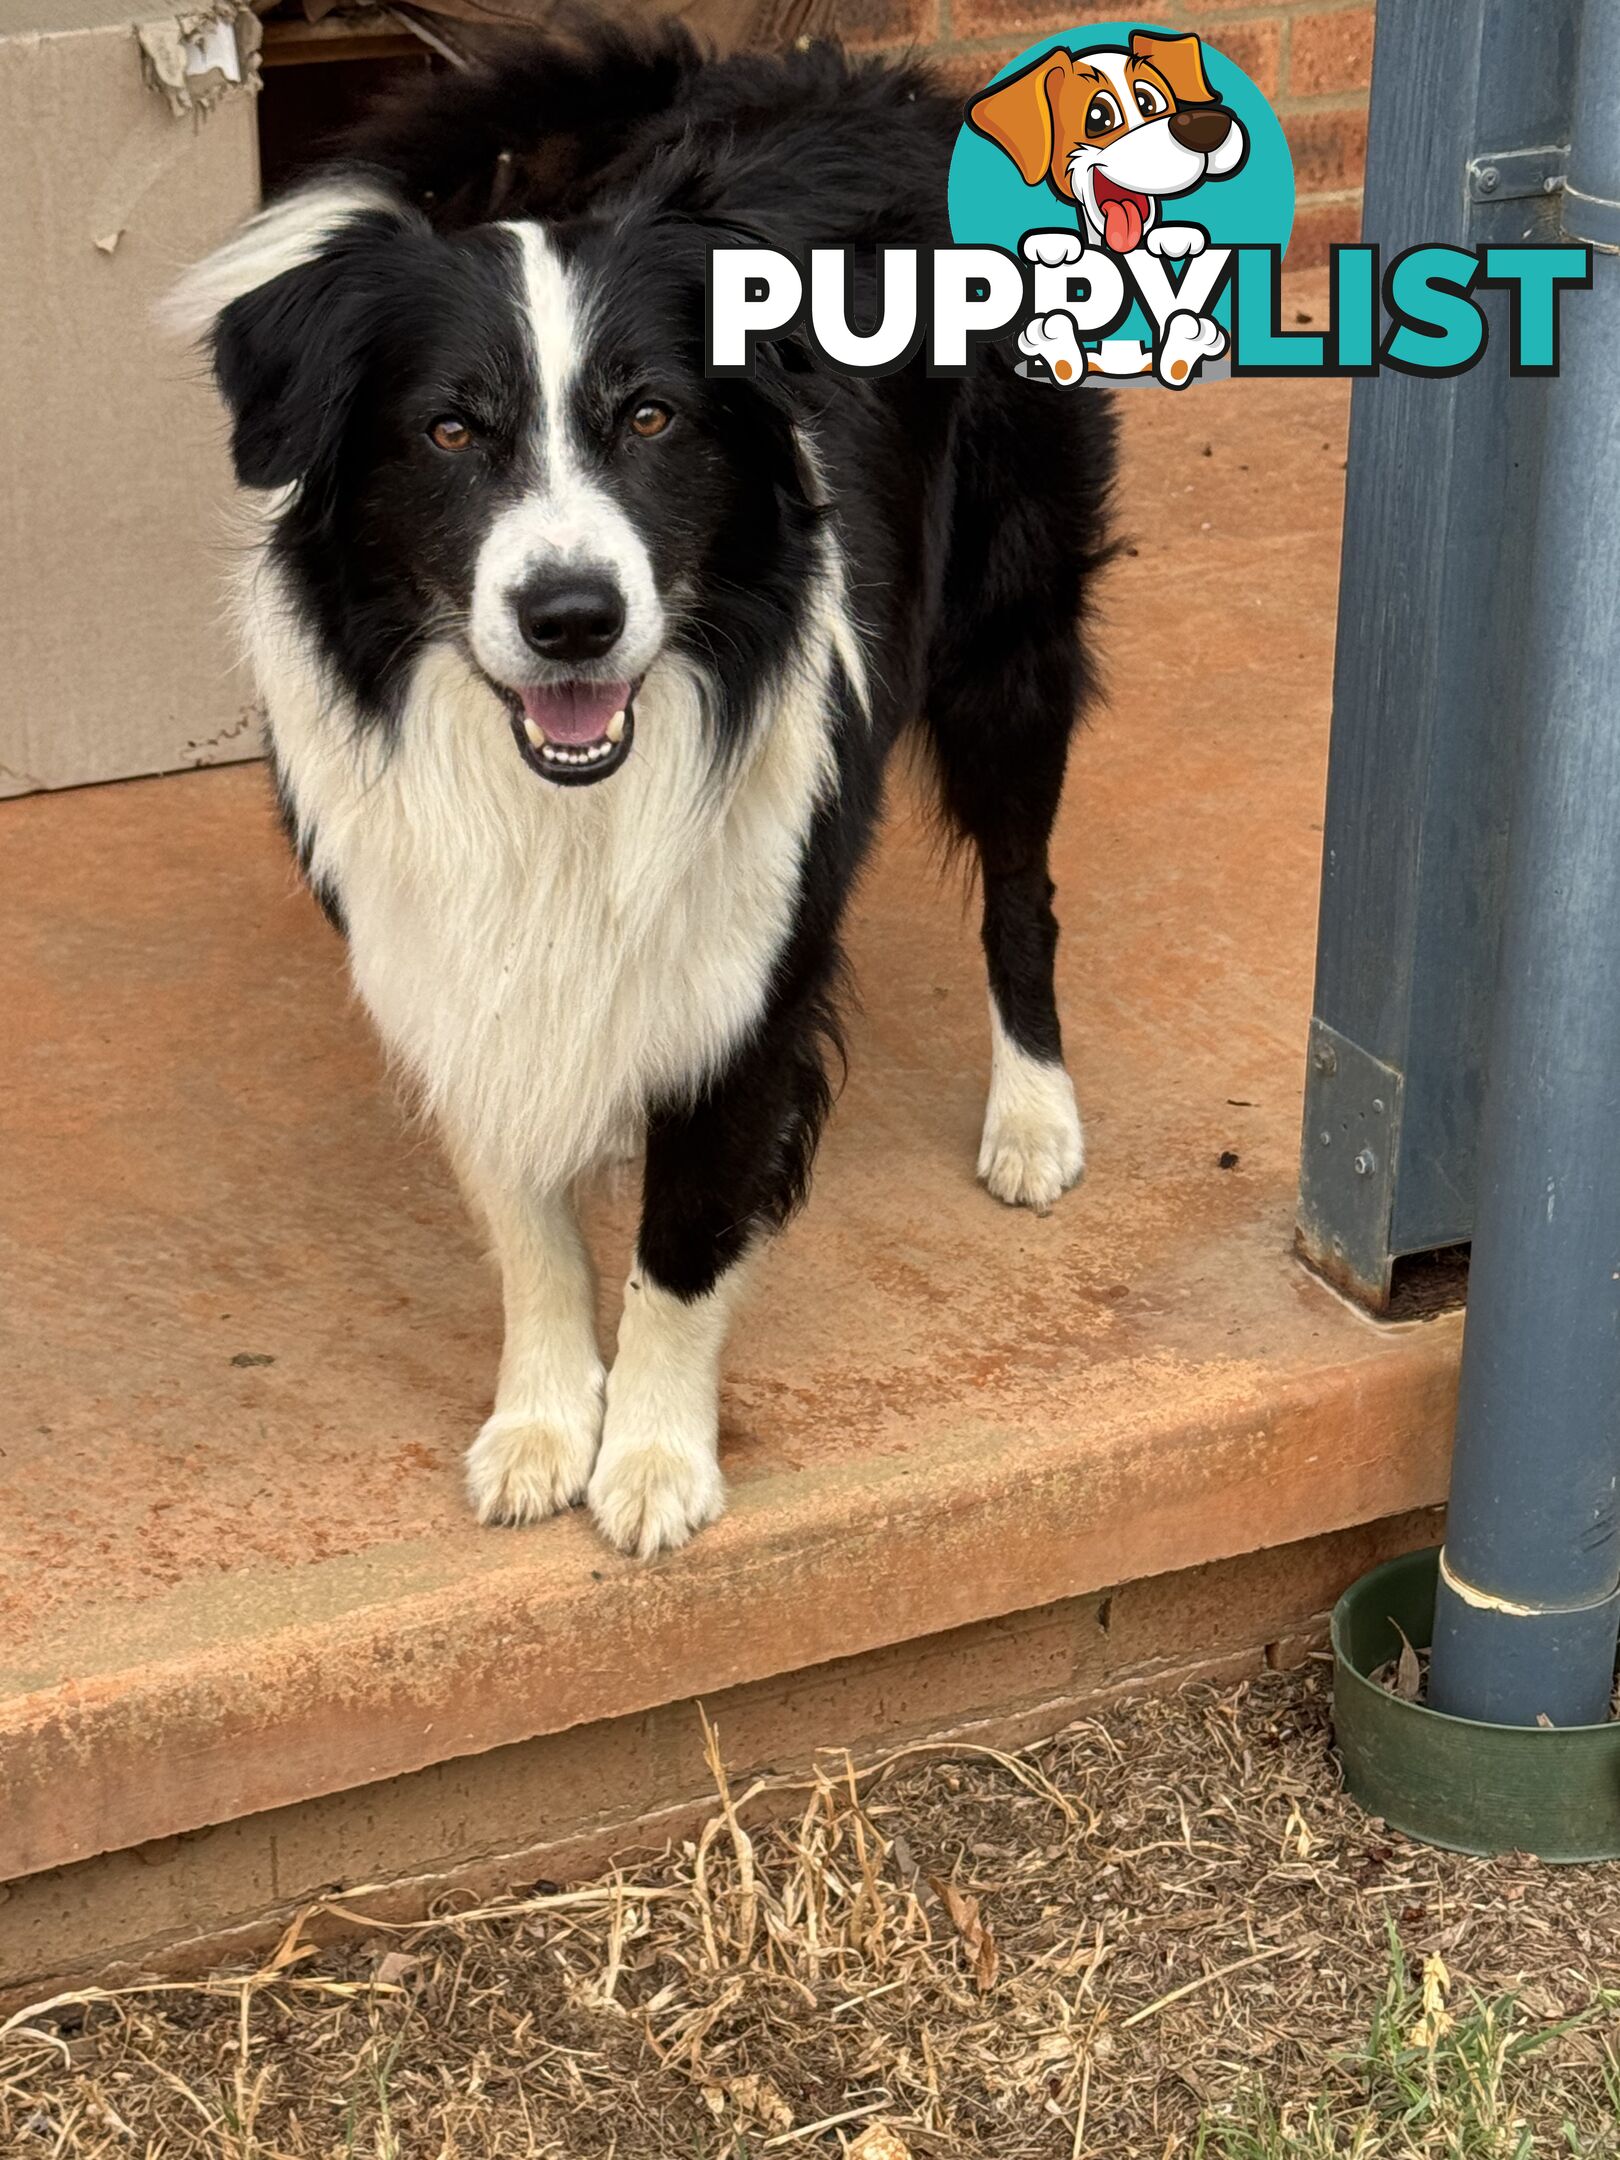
[967,51,1072,186]
[1129,29,1217,105]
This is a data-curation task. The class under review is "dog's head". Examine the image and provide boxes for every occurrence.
[166,172,820,787]
[967,31,1246,250]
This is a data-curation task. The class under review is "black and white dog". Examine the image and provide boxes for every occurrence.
[170,20,1116,1558]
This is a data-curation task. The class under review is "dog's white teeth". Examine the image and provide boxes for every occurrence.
[523,715,544,748]
[606,709,626,743]
[534,732,619,769]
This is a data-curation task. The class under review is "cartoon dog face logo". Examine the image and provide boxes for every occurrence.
[967,30,1247,254]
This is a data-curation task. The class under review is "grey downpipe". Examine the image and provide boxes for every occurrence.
[1426,0,1620,1728]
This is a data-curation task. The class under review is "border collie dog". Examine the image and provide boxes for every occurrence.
[171,20,1115,1558]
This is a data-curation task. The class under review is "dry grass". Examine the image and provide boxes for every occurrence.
[6,1662,1620,2157]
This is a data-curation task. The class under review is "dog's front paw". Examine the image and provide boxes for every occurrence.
[1157,308,1227,387]
[1022,228,1086,267]
[466,1389,603,1525]
[588,1417,725,1560]
[978,1059,1085,1213]
[1144,223,1207,260]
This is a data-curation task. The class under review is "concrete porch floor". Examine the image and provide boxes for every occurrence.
[1,344,1462,1988]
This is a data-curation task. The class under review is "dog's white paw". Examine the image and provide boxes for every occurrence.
[1144,223,1207,260]
[1157,308,1227,387]
[465,1390,602,1525]
[1022,228,1086,267]
[1018,309,1088,386]
[588,1418,725,1559]
[978,1047,1085,1213]
[589,1273,736,1559]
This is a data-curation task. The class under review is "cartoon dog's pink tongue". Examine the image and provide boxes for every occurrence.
[1103,196,1144,252]
[519,679,631,744]
[1094,177,1149,254]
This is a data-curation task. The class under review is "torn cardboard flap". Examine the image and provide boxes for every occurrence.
[88,1,259,250]
[137,0,261,118]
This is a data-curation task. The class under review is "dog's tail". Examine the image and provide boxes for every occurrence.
[340,9,706,229]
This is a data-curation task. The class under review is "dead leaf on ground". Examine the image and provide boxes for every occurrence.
[725,2073,793,2131]
[848,2125,914,2160]
[930,1874,999,1992]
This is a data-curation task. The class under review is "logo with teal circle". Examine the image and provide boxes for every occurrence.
[949,21,1295,387]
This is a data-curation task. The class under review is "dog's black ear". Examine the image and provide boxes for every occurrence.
[165,177,419,490]
[210,242,379,490]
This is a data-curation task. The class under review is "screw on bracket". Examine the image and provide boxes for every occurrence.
[1354,1148,1377,1178]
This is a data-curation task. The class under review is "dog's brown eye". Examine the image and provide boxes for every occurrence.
[1085,92,1122,136]
[1134,82,1167,118]
[430,416,473,452]
[629,401,673,440]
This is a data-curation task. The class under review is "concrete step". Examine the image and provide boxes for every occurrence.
[0,329,1461,1995]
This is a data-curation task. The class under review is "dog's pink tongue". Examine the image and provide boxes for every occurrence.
[519,680,630,745]
[1103,197,1144,253]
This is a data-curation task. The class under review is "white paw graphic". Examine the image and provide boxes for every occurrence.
[1018,309,1088,386]
[466,1383,603,1525]
[588,1417,725,1560]
[1021,228,1087,267]
[978,1066,1086,1212]
[1144,223,1208,260]
[1156,308,1227,388]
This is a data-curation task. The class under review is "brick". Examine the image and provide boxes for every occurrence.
[946,0,1065,42]
[745,0,936,49]
[1178,0,1335,13]
[1289,5,1375,98]
[1284,103,1369,194]
[1203,17,1282,99]
[827,0,939,51]
[931,42,1028,102]
[1287,196,1364,269]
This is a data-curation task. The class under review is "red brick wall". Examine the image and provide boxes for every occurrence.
[833,0,1375,268]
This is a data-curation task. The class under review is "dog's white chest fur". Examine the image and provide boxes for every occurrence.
[254,576,839,1188]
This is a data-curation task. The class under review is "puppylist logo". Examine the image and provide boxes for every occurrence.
[707,20,1592,386]
[961,24,1258,386]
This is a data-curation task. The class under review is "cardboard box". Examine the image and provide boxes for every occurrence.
[1,1,261,796]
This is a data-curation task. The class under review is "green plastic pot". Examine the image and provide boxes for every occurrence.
[1331,1547,1620,1861]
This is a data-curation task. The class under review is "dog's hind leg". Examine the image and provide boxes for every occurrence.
[456,1153,605,1524]
[922,377,1114,1210]
[953,724,1087,1214]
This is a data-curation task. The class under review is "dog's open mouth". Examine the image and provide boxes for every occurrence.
[1091,172,1152,254]
[507,679,635,786]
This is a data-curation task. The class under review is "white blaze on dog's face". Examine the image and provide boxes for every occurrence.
[967,30,1246,253]
[465,223,666,786]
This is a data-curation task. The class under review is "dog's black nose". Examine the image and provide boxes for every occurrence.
[1169,106,1233,154]
[515,572,626,663]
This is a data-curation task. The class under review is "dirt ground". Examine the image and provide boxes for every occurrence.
[5,1662,1620,2157]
